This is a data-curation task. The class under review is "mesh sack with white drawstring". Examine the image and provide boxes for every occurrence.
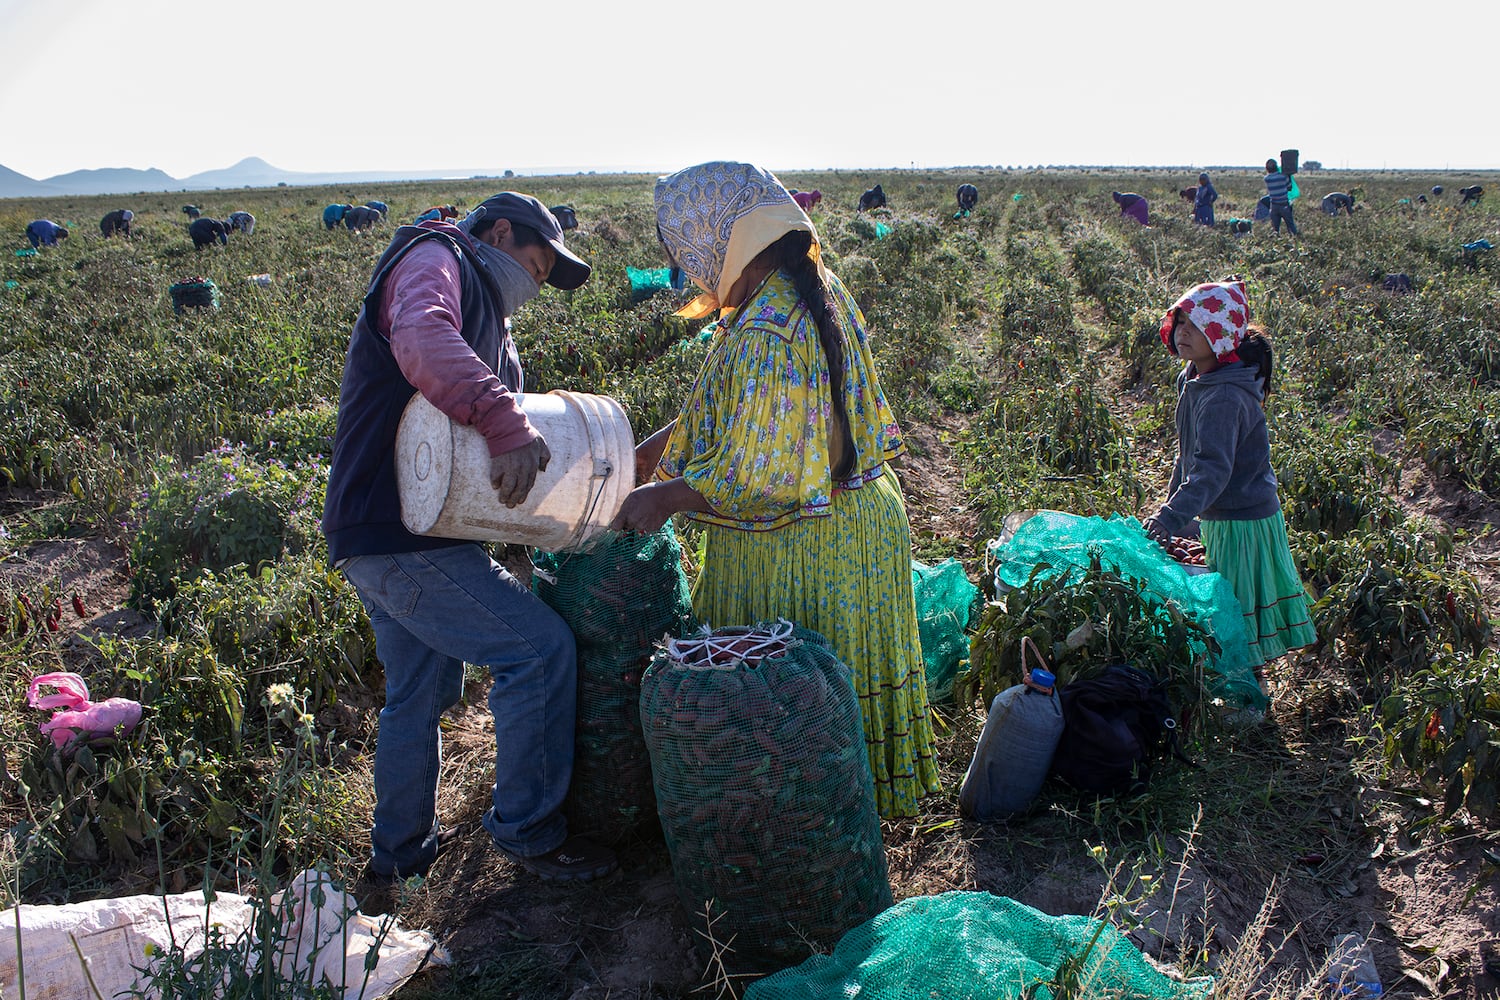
[639,619,892,972]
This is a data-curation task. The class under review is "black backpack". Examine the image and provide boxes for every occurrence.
[1051,664,1190,795]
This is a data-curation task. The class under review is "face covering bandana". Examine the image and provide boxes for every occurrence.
[472,239,540,317]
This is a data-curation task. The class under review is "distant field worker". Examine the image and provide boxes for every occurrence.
[189,217,230,249]
[227,211,256,235]
[857,184,887,211]
[614,161,942,819]
[1263,160,1298,236]
[1459,185,1485,206]
[414,205,459,224]
[182,205,201,220]
[1321,192,1356,216]
[955,183,979,216]
[100,209,134,238]
[344,205,383,231]
[324,204,353,230]
[1112,191,1149,225]
[1144,280,1317,672]
[25,219,69,248]
[1193,173,1218,226]
[365,200,389,218]
[791,189,823,211]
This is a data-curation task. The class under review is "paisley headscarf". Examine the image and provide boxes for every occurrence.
[654,161,821,319]
[1159,279,1250,361]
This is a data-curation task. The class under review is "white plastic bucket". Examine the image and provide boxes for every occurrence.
[395,390,635,552]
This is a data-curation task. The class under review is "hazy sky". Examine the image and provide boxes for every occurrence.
[1,0,1494,180]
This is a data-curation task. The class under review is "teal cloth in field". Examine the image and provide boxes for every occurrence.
[911,558,978,703]
[744,891,1213,1000]
[990,511,1266,710]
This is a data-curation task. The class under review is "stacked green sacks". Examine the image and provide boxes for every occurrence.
[640,621,892,972]
[534,525,694,844]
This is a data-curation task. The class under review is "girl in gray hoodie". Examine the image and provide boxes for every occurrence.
[1144,280,1317,672]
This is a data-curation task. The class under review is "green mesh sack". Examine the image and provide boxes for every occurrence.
[535,526,695,844]
[911,558,978,704]
[535,526,693,648]
[990,512,1263,710]
[627,266,673,302]
[169,278,220,315]
[640,620,893,972]
[745,890,1213,1000]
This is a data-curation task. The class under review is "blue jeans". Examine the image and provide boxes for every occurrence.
[342,544,577,875]
[1270,202,1298,235]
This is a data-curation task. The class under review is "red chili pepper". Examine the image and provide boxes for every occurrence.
[45,612,60,632]
[19,594,35,617]
[1426,710,1442,740]
[73,594,88,618]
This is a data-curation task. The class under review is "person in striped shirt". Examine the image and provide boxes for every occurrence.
[1263,159,1298,236]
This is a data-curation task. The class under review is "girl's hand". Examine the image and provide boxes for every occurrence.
[1142,515,1170,545]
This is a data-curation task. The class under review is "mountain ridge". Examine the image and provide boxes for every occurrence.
[0,157,519,199]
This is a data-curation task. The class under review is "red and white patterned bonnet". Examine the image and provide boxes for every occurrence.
[1159,280,1250,360]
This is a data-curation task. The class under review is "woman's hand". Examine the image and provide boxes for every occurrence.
[611,482,677,536]
[610,477,711,535]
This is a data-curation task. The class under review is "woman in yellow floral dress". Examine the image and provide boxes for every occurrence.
[611,161,940,818]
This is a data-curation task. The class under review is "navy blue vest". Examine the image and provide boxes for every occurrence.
[323,225,518,562]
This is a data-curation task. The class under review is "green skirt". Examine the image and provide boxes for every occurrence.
[691,469,941,819]
[1200,511,1318,668]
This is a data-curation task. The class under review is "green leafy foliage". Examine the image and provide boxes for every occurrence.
[128,448,327,609]
[1381,647,1500,823]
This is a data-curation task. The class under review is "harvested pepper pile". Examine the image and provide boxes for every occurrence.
[640,620,893,972]
[1165,535,1206,567]
[534,526,694,845]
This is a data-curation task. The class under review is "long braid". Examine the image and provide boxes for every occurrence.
[765,232,856,479]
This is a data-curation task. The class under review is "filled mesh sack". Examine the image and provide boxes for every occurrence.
[535,526,694,844]
[640,620,892,972]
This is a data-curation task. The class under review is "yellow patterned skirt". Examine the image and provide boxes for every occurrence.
[690,468,942,818]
